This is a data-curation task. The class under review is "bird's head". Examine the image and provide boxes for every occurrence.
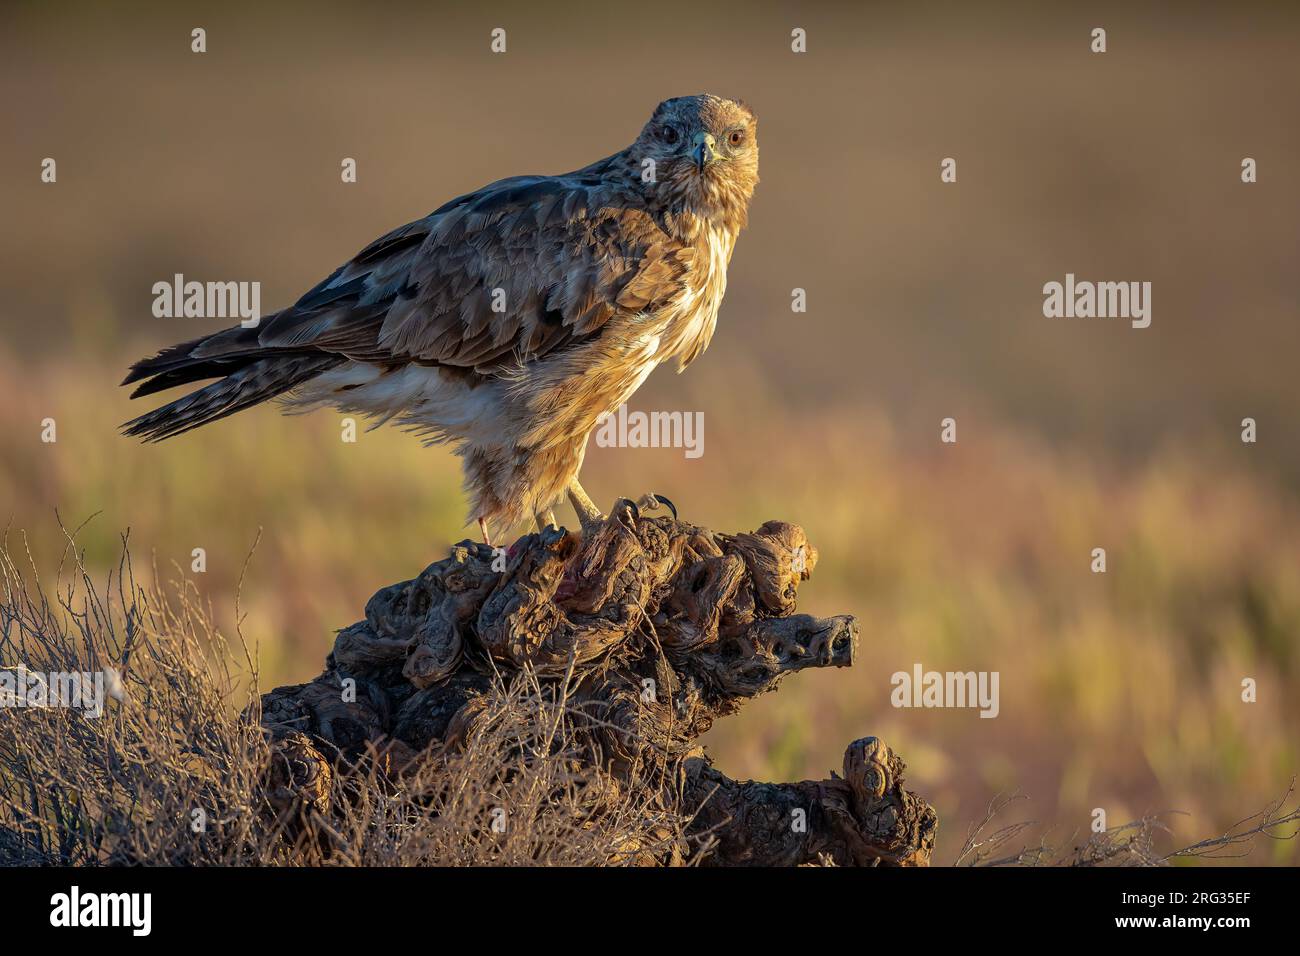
[629,94,759,235]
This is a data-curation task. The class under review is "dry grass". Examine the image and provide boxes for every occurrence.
[0,530,699,866]
[306,670,699,867]
[955,788,1300,867]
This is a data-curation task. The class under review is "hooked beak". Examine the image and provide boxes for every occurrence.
[690,131,720,172]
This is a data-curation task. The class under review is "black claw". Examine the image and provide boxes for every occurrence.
[623,498,641,523]
[653,494,678,521]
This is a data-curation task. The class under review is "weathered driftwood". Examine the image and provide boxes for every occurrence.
[260,501,937,866]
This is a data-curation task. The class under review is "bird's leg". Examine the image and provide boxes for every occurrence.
[567,478,605,532]
[478,517,493,547]
[535,509,558,532]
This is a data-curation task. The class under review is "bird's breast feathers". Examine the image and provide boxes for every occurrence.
[659,223,735,370]
[506,221,734,450]
[608,221,735,393]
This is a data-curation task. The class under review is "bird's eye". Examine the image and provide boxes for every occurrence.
[661,126,679,145]
[728,130,745,147]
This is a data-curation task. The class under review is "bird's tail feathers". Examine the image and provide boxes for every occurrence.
[121,353,342,442]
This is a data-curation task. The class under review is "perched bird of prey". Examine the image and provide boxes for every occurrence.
[123,94,759,544]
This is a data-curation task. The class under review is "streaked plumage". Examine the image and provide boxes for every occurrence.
[123,94,759,540]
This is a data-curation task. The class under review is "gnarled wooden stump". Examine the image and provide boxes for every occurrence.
[260,501,937,866]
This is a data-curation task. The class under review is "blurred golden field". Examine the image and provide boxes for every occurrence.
[2,1,1298,864]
